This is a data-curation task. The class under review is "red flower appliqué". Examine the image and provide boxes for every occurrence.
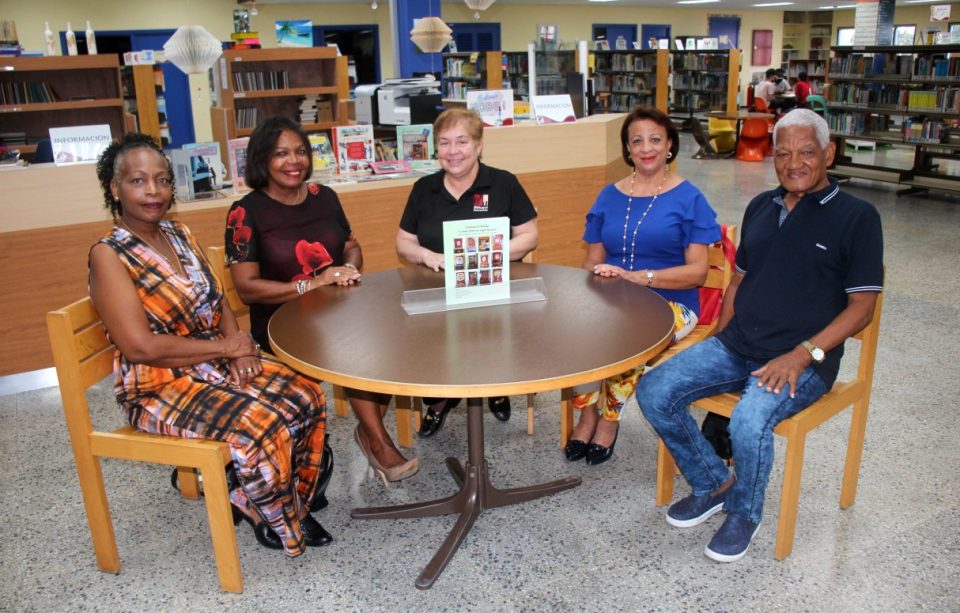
[227,206,251,260]
[295,240,332,276]
[227,206,245,228]
[308,183,320,196]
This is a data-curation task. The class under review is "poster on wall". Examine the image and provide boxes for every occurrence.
[443,217,510,306]
[931,5,951,21]
[275,20,313,47]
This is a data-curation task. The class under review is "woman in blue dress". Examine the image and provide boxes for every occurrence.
[565,106,721,465]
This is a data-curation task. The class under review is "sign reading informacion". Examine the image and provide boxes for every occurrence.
[443,216,510,306]
[532,94,576,124]
[49,124,112,165]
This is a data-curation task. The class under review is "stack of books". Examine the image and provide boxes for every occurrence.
[0,132,26,146]
[300,94,319,124]
[228,31,261,50]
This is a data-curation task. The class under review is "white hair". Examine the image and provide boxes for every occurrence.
[773,108,830,149]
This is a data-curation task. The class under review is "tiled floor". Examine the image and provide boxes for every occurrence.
[3,137,959,611]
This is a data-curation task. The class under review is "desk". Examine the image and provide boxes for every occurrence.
[269,263,674,589]
[707,111,775,157]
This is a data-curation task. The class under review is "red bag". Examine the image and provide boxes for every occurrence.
[697,224,736,326]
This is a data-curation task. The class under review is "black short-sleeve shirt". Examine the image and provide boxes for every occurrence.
[399,163,537,256]
[716,179,883,387]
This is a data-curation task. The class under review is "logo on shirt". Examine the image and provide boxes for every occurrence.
[473,193,489,212]
[815,243,827,251]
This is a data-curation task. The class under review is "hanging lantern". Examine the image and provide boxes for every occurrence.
[409,17,452,53]
[464,0,496,18]
[163,26,222,74]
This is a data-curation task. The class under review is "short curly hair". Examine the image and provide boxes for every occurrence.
[96,133,174,219]
[620,106,680,167]
[245,115,313,190]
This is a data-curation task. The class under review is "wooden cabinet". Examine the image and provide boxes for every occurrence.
[210,47,349,162]
[441,51,503,100]
[0,55,126,157]
[122,64,168,147]
[826,44,960,194]
[670,49,740,116]
[591,49,669,114]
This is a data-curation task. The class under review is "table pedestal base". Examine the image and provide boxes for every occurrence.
[350,398,581,589]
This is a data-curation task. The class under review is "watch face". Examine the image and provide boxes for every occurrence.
[812,347,825,362]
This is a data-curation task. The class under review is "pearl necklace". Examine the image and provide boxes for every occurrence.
[120,218,184,276]
[621,170,668,271]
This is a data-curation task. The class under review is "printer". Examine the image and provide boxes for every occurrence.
[355,77,442,126]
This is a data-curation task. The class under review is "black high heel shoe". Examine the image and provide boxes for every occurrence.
[564,439,590,462]
[300,513,333,547]
[418,398,460,437]
[232,506,284,550]
[585,423,620,465]
[487,396,512,421]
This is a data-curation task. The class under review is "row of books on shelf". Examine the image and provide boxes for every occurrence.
[672,74,727,90]
[0,80,57,105]
[914,56,960,80]
[535,76,570,96]
[594,73,653,95]
[593,92,656,113]
[672,93,722,110]
[534,54,573,75]
[299,94,335,125]
[445,82,471,100]
[506,76,528,97]
[902,117,951,144]
[233,70,290,92]
[236,107,258,130]
[503,54,527,76]
[445,58,479,79]
[827,54,952,80]
[784,64,826,78]
[672,54,729,72]
[594,53,658,73]
[828,84,960,113]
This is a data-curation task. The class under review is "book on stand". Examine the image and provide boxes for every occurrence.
[308,132,337,173]
[227,137,249,190]
[396,124,436,169]
[333,124,375,174]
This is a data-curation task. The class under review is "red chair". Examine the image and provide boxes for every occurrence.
[736,117,770,161]
[753,96,769,113]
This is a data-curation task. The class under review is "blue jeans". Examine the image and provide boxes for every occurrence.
[637,337,828,524]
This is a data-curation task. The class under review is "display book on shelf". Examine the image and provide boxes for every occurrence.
[441,51,503,101]
[825,44,960,194]
[590,49,669,114]
[669,48,740,117]
[210,47,349,179]
[0,54,127,159]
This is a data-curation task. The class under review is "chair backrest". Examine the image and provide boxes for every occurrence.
[703,224,737,290]
[47,297,115,441]
[206,245,248,318]
[806,94,827,114]
[707,117,735,134]
[852,290,884,386]
[741,117,770,139]
[754,97,770,113]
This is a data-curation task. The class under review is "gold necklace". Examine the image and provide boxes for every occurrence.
[120,218,184,276]
[270,182,305,205]
[621,169,668,271]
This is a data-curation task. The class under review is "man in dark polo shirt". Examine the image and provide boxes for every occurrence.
[638,109,883,563]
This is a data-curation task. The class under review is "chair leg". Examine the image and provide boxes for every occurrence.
[526,393,535,435]
[655,439,677,506]
[559,387,574,448]
[332,384,349,417]
[775,432,807,560]
[199,455,243,593]
[394,395,415,449]
[76,453,122,573]
[177,466,201,499]
[840,398,870,509]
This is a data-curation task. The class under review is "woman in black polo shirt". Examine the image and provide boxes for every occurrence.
[396,108,539,436]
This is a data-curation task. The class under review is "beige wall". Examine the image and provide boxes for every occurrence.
[832,6,954,42]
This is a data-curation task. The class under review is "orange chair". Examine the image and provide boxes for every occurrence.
[753,96,769,113]
[736,118,770,161]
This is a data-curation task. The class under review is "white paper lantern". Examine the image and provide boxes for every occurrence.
[163,26,222,74]
[410,17,452,54]
[464,0,496,10]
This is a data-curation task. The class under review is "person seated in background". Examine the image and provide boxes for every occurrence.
[396,108,539,435]
[89,133,332,556]
[564,106,720,466]
[753,69,778,109]
[637,109,883,563]
[794,72,813,108]
[226,115,418,486]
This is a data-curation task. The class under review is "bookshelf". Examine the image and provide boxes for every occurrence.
[503,51,529,100]
[591,49,669,114]
[670,49,740,117]
[531,49,579,98]
[441,51,503,100]
[210,47,349,163]
[826,44,960,194]
[0,55,126,157]
[122,64,168,147]
[781,11,832,94]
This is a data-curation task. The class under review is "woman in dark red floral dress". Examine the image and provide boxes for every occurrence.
[226,116,418,486]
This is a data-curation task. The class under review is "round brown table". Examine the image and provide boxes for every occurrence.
[269,263,674,589]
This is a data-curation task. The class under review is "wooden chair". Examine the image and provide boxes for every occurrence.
[551,225,737,446]
[47,298,243,592]
[206,246,417,447]
[654,291,884,560]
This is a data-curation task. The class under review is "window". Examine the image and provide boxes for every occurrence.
[894,25,916,46]
[837,27,854,46]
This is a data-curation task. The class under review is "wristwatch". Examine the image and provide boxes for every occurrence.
[801,341,826,363]
[645,270,655,286]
